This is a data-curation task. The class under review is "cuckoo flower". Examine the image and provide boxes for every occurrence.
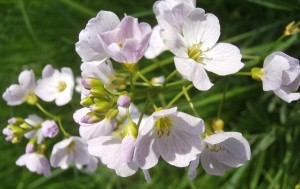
[134,107,204,169]
[258,52,300,102]
[35,65,74,106]
[144,25,168,59]
[88,136,139,177]
[100,16,152,65]
[161,8,243,90]
[76,11,120,62]
[24,114,44,144]
[190,132,250,177]
[16,153,51,176]
[41,120,59,138]
[50,136,90,169]
[2,70,36,106]
[73,107,116,140]
[154,0,195,32]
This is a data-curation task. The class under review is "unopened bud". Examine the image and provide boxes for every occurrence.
[105,108,119,120]
[251,67,264,81]
[81,78,103,90]
[117,94,131,108]
[212,119,224,133]
[284,21,299,36]
[26,92,38,105]
[111,75,127,90]
[151,76,165,86]
[90,101,112,114]
[19,123,31,130]
[41,120,59,138]
[90,86,108,98]
[81,112,104,124]
[80,96,94,107]
[122,121,138,139]
[8,117,24,125]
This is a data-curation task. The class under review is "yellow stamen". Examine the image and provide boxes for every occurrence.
[154,116,173,137]
[57,81,67,92]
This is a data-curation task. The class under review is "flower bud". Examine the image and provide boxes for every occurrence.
[25,142,35,153]
[80,96,94,107]
[90,86,108,98]
[81,78,103,90]
[90,101,112,114]
[81,112,104,124]
[25,92,38,105]
[117,94,131,108]
[122,121,138,139]
[41,120,59,138]
[105,108,119,120]
[110,75,127,90]
[212,119,224,133]
[19,123,31,130]
[8,117,24,125]
[284,21,299,36]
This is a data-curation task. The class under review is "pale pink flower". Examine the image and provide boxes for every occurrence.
[161,8,243,90]
[35,65,74,106]
[76,11,120,62]
[50,136,90,169]
[88,136,139,177]
[73,108,115,140]
[261,52,300,102]
[100,16,152,63]
[192,132,251,176]
[24,114,44,144]
[16,153,51,176]
[134,107,204,169]
[2,70,36,106]
[144,25,168,59]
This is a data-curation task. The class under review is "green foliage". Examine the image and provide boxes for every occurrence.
[1,0,300,188]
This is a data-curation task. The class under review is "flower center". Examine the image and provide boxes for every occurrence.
[57,81,67,92]
[205,143,224,152]
[188,44,204,63]
[118,42,123,48]
[66,141,75,153]
[154,116,173,137]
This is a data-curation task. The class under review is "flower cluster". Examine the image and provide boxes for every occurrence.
[2,0,300,183]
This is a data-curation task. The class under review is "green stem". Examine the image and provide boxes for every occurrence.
[147,93,158,110]
[163,70,177,87]
[166,84,193,108]
[137,100,150,128]
[137,71,153,87]
[217,81,228,119]
[36,103,70,138]
[129,73,135,90]
[182,86,199,117]
[233,72,252,76]
[242,54,259,60]
[36,103,58,120]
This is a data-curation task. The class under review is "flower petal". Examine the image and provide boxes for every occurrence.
[202,43,243,76]
[144,25,167,59]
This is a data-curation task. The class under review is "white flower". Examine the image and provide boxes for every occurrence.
[161,8,243,90]
[16,153,51,176]
[196,132,251,176]
[35,65,74,106]
[261,52,300,102]
[2,70,36,106]
[154,0,196,33]
[50,136,90,169]
[24,114,44,144]
[134,107,204,169]
[80,59,115,87]
[76,11,120,62]
[75,77,84,94]
[144,25,168,59]
[88,136,139,177]
[73,108,115,140]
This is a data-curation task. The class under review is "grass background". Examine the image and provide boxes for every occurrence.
[1,0,300,188]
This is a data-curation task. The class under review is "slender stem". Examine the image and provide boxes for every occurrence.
[147,93,158,110]
[217,81,228,119]
[36,103,58,120]
[166,84,193,108]
[57,118,70,138]
[158,93,167,107]
[182,86,199,117]
[126,107,133,122]
[36,103,70,138]
[129,73,135,90]
[104,85,120,96]
[137,71,153,87]
[233,72,252,76]
[242,54,259,60]
[163,70,177,87]
[137,100,150,128]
